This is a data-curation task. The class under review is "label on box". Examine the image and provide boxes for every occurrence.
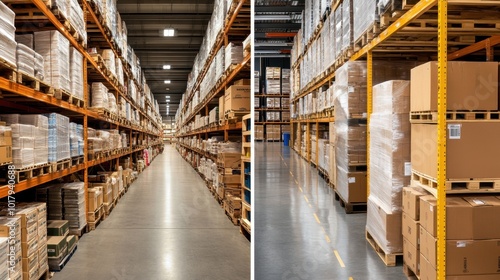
[404,162,411,176]
[456,241,466,248]
[448,124,461,139]
[348,177,355,183]
[348,86,354,93]
[472,199,485,205]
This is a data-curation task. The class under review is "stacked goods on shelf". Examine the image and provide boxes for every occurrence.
[47,113,70,163]
[0,124,12,164]
[67,0,86,46]
[328,122,335,185]
[0,2,17,67]
[69,47,84,101]
[266,67,281,95]
[0,216,22,279]
[266,125,280,141]
[408,61,500,278]
[20,115,49,166]
[0,237,8,279]
[366,80,411,257]
[46,219,78,271]
[224,80,250,115]
[34,31,71,93]
[254,71,260,93]
[62,183,86,232]
[255,125,264,140]
[102,50,116,79]
[11,124,35,169]
[352,0,377,47]
[91,83,109,109]
[209,107,219,125]
[16,44,35,77]
[225,44,243,74]
[216,149,242,212]
[69,123,84,158]
[311,124,328,164]
[89,176,113,213]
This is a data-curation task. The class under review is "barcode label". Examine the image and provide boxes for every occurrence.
[348,177,356,183]
[448,124,462,139]
[404,162,411,176]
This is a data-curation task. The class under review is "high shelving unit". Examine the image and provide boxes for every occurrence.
[175,0,250,161]
[0,0,163,209]
[289,0,500,278]
[240,114,251,238]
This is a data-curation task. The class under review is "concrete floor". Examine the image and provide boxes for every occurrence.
[53,145,250,280]
[255,143,406,280]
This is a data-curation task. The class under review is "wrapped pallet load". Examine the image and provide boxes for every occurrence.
[91,82,109,109]
[16,44,35,77]
[69,47,84,101]
[0,2,17,67]
[35,31,71,92]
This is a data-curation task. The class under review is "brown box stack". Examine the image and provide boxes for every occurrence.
[216,153,242,202]
[0,124,12,164]
[0,216,22,279]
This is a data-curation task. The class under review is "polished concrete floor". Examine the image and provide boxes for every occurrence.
[255,143,406,280]
[54,145,250,280]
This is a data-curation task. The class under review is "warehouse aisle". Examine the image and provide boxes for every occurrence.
[255,143,405,280]
[53,145,250,279]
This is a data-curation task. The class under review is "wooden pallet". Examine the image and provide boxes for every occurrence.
[334,190,367,214]
[366,230,403,267]
[103,201,115,216]
[62,19,87,49]
[50,159,71,172]
[403,262,420,279]
[225,210,240,226]
[240,218,251,241]
[49,245,77,272]
[14,163,52,183]
[0,57,17,82]
[410,110,500,123]
[411,171,500,194]
[87,206,104,231]
[69,223,87,237]
[71,156,84,166]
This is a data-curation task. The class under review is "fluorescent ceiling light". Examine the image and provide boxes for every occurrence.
[163,65,171,70]
[164,80,171,84]
[165,95,170,98]
[255,15,292,20]
[163,28,175,37]
[291,1,299,6]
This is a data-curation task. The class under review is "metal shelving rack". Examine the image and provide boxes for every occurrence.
[241,114,251,237]
[0,0,163,206]
[175,0,250,160]
[289,0,500,277]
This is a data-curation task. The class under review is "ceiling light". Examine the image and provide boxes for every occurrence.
[163,65,171,70]
[164,80,171,84]
[166,88,170,91]
[255,15,292,21]
[291,1,298,5]
[165,95,170,98]
[163,28,175,37]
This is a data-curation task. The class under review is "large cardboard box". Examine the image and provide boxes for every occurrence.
[419,254,436,280]
[402,212,419,248]
[217,174,240,185]
[403,237,419,276]
[234,79,251,85]
[219,96,225,120]
[87,187,103,212]
[46,236,67,258]
[224,85,250,112]
[419,195,437,237]
[339,171,367,203]
[366,196,402,253]
[21,238,37,257]
[0,145,12,163]
[419,225,436,268]
[21,223,37,243]
[22,252,38,273]
[217,153,241,169]
[447,239,500,275]
[411,122,500,179]
[462,196,500,240]
[16,208,37,228]
[0,129,12,146]
[46,220,69,237]
[410,61,498,112]
[402,187,427,220]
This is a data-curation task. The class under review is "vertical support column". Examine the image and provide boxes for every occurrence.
[437,0,448,279]
[315,121,319,165]
[83,115,89,217]
[366,51,373,196]
[306,123,311,162]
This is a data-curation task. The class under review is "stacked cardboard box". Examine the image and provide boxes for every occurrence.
[225,43,243,71]
[366,80,411,255]
[0,217,22,279]
[0,124,12,164]
[11,124,35,168]
[47,220,78,270]
[62,183,86,232]
[16,44,35,77]
[266,125,281,141]
[216,152,242,202]
[0,2,17,67]
[255,125,264,140]
[266,67,281,95]
[224,84,250,113]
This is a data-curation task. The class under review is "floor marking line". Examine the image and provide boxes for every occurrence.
[313,213,321,224]
[298,186,303,192]
[304,195,309,203]
[334,250,346,268]
[325,234,331,243]
[349,277,353,280]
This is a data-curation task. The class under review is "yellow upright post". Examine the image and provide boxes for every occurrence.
[366,51,373,197]
[437,0,448,279]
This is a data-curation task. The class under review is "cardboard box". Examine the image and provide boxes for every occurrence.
[419,225,436,268]
[46,236,67,258]
[0,145,12,163]
[447,239,500,275]
[66,235,77,252]
[38,244,47,262]
[224,85,250,112]
[46,220,69,237]
[217,153,241,169]
[21,238,38,257]
[234,79,250,85]
[410,61,498,112]
[462,196,500,240]
[366,197,402,253]
[22,252,38,273]
[419,253,436,280]
[419,195,437,237]
[219,96,225,120]
[87,187,103,212]
[22,265,38,280]
[218,174,240,185]
[411,122,500,179]
[402,187,427,220]
[21,223,37,243]
[403,238,419,276]
[16,208,38,228]
[344,171,367,203]
[402,212,419,248]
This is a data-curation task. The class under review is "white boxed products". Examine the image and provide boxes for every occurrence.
[225,43,243,70]
[91,83,109,108]
[49,0,69,20]
[34,31,71,92]
[11,124,35,138]
[69,47,84,100]
[16,44,35,77]
[108,92,118,114]
[19,114,49,129]
[341,0,352,52]
[0,2,16,67]
[34,52,44,81]
[12,148,34,168]
[46,113,70,162]
[34,127,49,165]
[68,0,87,46]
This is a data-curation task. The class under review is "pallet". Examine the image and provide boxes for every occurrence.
[240,218,251,241]
[69,224,87,237]
[0,57,17,82]
[38,266,51,280]
[50,159,71,172]
[62,19,87,49]
[318,167,330,184]
[403,262,420,280]
[334,190,367,214]
[14,163,52,183]
[411,171,500,195]
[16,72,54,95]
[87,206,104,231]
[71,156,84,166]
[225,210,240,226]
[366,230,403,267]
[49,245,77,272]
[410,110,500,123]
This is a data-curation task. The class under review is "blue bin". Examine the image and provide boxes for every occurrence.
[283,132,290,146]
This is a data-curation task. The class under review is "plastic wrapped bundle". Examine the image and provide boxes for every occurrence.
[108,92,118,114]
[34,127,49,165]
[88,137,102,153]
[19,114,49,129]
[353,0,377,43]
[16,34,33,48]
[62,182,86,229]
[68,0,87,46]
[121,132,128,148]
[0,32,17,68]
[34,52,44,80]
[366,196,402,254]
[46,113,70,162]
[225,43,243,70]
[47,184,64,220]
[16,44,35,76]
[34,31,71,92]
[12,148,34,168]
[50,0,69,19]
[215,46,225,81]
[70,47,84,100]
[115,58,124,87]
[334,7,342,59]
[102,49,116,77]
[369,80,411,212]
[341,0,352,52]
[91,82,109,108]
[0,2,15,27]
[98,130,111,151]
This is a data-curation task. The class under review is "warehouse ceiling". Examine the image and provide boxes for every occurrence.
[117,0,214,120]
[254,0,304,58]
